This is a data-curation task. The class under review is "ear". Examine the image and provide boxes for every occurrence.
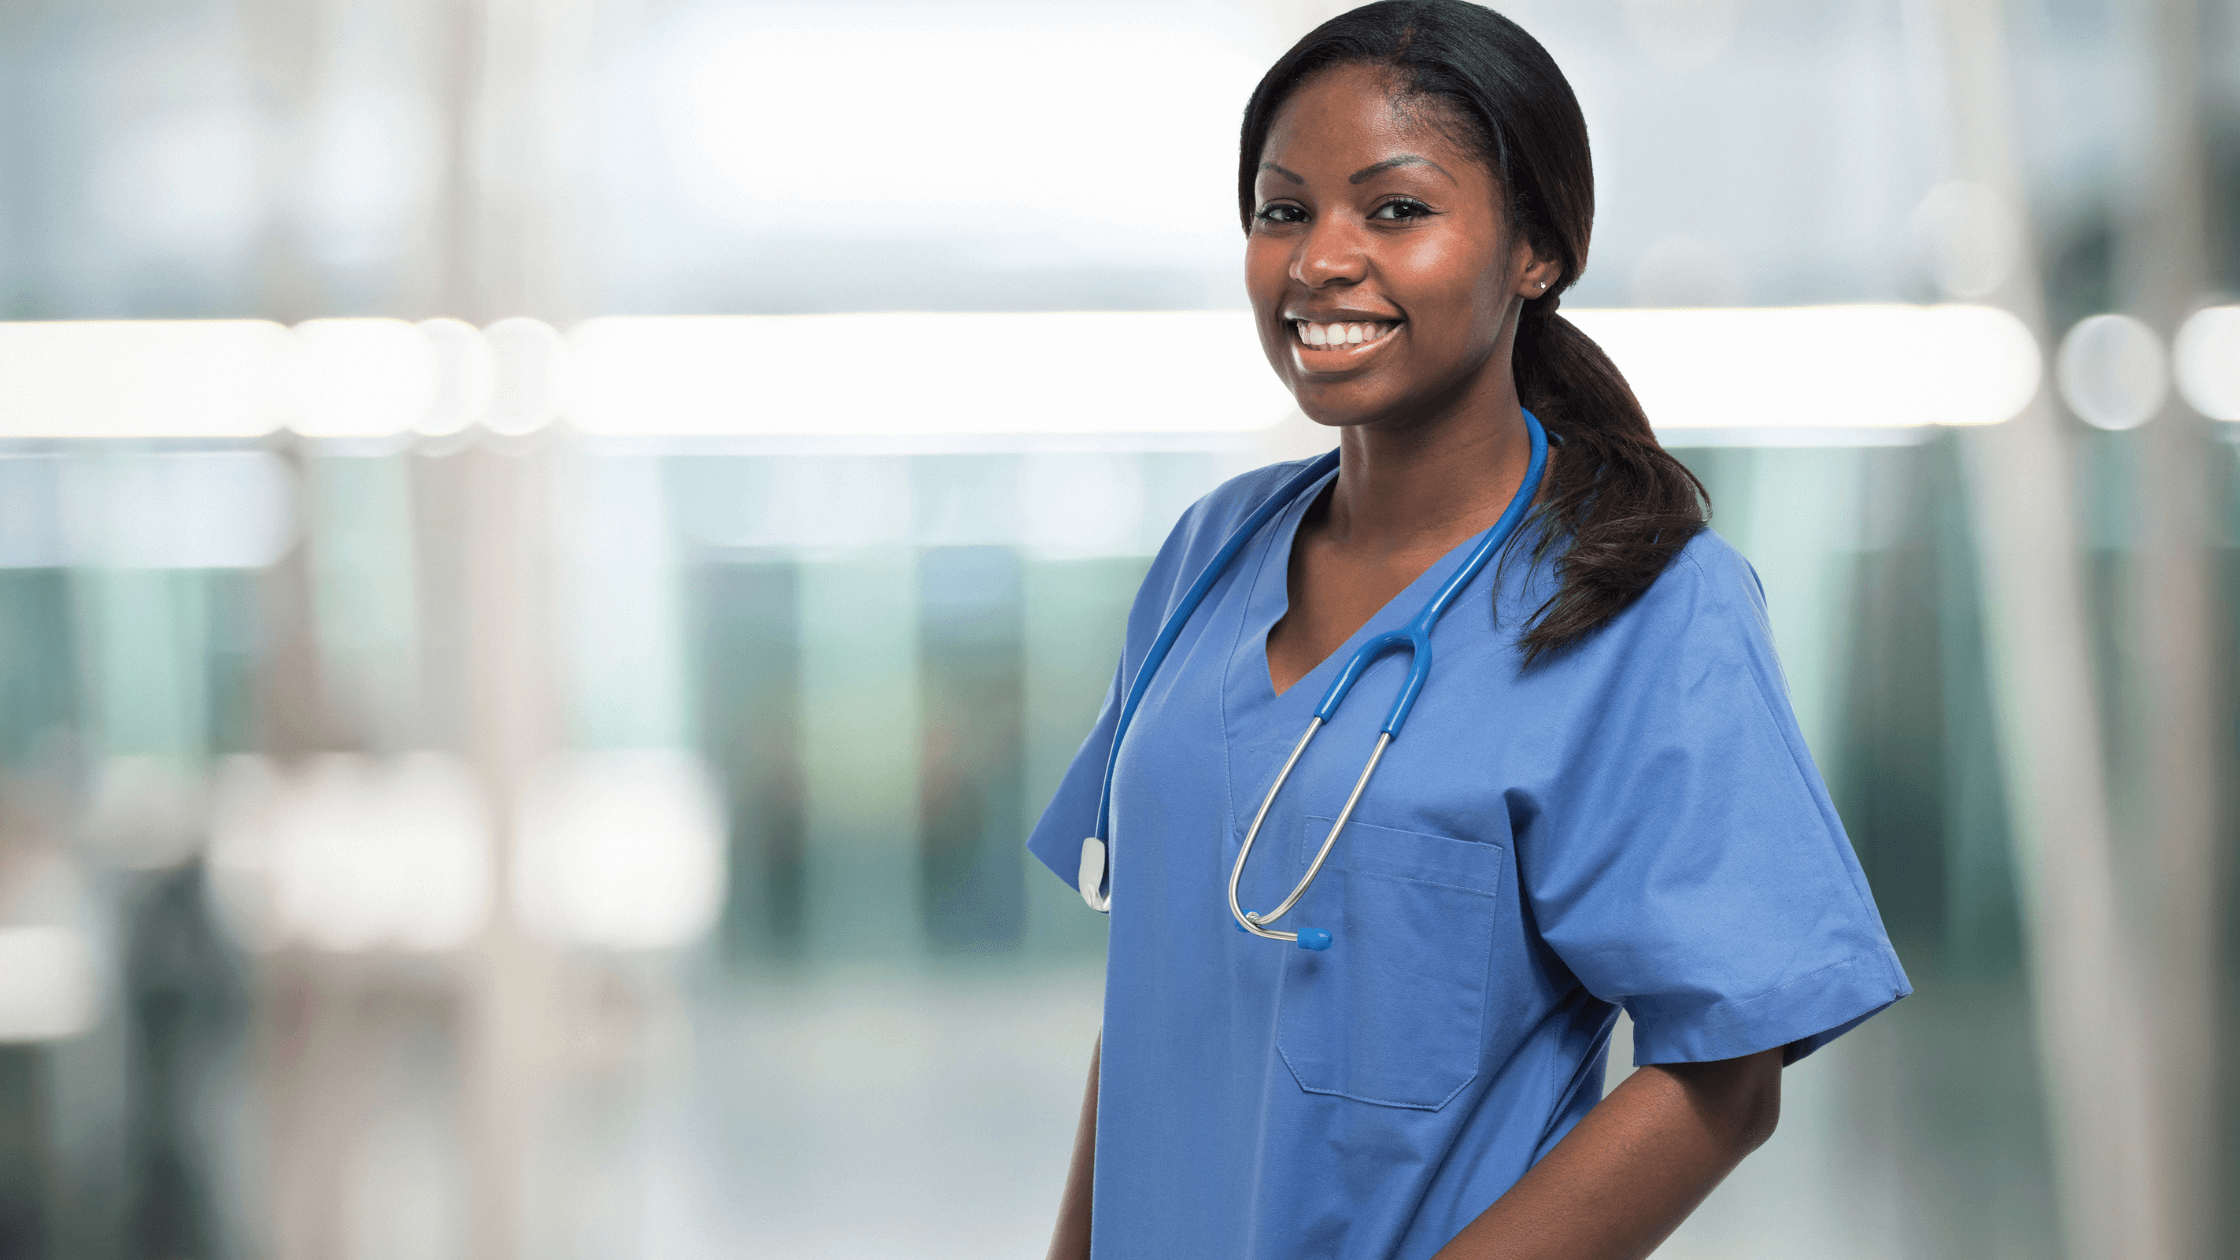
[1514,252,1562,300]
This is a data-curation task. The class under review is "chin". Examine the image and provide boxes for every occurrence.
[1289,379,1410,430]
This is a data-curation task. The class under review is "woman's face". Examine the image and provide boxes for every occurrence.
[1246,63,1555,430]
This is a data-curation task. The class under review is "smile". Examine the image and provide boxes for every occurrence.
[1292,319,1402,350]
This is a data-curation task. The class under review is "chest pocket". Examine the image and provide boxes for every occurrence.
[1275,817,1503,1111]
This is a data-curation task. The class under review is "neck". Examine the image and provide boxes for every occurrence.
[1321,376,1535,554]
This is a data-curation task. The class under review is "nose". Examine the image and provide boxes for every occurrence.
[1290,215,1367,289]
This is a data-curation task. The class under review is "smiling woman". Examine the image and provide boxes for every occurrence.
[1027,4,1910,1260]
[1241,29,1712,672]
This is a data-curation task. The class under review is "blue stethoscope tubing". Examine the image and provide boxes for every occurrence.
[1079,410,1550,950]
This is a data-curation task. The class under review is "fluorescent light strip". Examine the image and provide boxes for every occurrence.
[1568,305,2040,428]
[0,307,2045,439]
[0,320,292,438]
[564,311,1292,437]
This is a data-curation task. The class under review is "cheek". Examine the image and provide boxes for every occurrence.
[1392,238,1503,341]
[1245,237,1290,305]
[1244,238,1298,370]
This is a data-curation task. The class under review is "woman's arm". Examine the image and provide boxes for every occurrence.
[1045,1033,1100,1260]
[1433,1047,1783,1260]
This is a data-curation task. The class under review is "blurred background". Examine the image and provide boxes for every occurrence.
[0,0,2236,1257]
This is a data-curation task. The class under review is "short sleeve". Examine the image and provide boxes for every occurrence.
[1026,661,1122,895]
[1519,537,1911,1066]
[1023,459,1321,899]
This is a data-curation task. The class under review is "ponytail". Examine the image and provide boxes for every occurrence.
[1511,305,1708,666]
[1238,0,1709,668]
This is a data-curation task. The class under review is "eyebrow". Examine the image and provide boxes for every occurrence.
[1350,154,1452,184]
[1258,161,1303,185]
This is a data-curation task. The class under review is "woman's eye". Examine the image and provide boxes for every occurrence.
[1369,199,1432,221]
[1254,204,1306,226]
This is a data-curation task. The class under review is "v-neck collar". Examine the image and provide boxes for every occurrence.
[1226,465,1496,722]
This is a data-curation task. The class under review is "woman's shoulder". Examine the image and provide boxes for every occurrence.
[1148,456,1327,571]
[1181,456,1327,536]
[1123,456,1327,637]
[1506,528,1785,717]
[1569,527,1772,661]
[1662,529,1765,612]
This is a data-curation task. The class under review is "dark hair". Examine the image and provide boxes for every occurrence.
[1237,0,1709,666]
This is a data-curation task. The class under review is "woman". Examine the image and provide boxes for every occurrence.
[1029,4,1909,1257]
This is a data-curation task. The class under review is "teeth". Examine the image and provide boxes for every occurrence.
[1295,321,1397,348]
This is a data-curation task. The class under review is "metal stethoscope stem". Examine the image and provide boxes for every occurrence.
[1229,721,1391,944]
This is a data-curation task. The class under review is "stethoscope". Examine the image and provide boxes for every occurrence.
[1077,410,1549,950]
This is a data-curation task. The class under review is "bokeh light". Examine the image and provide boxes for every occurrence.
[2056,313,2170,431]
[512,750,726,951]
[2173,304,2240,421]
[206,753,493,954]
[0,927,99,1045]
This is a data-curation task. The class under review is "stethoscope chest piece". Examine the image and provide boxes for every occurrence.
[1079,836,1110,911]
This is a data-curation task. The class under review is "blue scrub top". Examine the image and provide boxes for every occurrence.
[1027,458,1911,1260]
